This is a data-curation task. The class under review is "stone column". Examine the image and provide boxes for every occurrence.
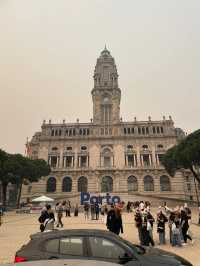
[141,155,144,166]
[149,154,152,166]
[136,148,141,167]
[59,149,64,168]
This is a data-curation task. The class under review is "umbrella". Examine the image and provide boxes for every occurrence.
[32,195,54,202]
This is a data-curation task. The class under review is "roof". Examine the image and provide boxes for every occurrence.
[30,229,119,240]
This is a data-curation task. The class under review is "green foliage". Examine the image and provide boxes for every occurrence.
[162,129,200,183]
[0,149,51,206]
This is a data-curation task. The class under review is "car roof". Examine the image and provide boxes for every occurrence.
[30,229,119,240]
[3,260,119,266]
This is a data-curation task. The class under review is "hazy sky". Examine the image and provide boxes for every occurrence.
[0,0,200,154]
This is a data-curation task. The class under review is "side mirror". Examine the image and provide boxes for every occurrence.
[119,253,133,263]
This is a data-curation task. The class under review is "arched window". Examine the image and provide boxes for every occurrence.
[157,144,164,149]
[127,145,133,150]
[101,176,113,192]
[160,175,171,191]
[127,176,138,192]
[142,144,148,150]
[78,176,88,192]
[62,177,72,192]
[47,177,56,193]
[144,176,154,191]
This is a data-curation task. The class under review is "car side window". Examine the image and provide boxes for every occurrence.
[45,239,59,253]
[89,237,126,259]
[60,237,83,256]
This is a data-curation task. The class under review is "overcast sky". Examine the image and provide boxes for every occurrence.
[0,0,200,154]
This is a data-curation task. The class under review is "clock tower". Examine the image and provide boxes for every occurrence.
[91,47,121,125]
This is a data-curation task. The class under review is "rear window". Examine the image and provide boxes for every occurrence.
[45,239,59,253]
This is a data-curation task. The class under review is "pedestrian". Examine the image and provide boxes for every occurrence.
[146,206,155,246]
[38,204,51,232]
[181,207,192,245]
[106,205,123,235]
[95,202,100,220]
[44,209,55,231]
[106,204,115,233]
[134,207,142,245]
[90,204,95,220]
[171,210,182,247]
[74,204,79,217]
[56,203,64,228]
[157,207,168,245]
[140,209,152,246]
[65,200,71,217]
[127,201,131,213]
[84,203,89,219]
[168,210,176,244]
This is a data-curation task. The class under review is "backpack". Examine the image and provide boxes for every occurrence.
[38,214,45,223]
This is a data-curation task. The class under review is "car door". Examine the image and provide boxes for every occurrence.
[87,236,141,265]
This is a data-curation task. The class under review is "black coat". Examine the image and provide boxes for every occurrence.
[106,210,123,235]
[157,213,168,233]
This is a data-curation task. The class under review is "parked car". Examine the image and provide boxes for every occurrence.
[15,229,192,266]
[2,259,119,266]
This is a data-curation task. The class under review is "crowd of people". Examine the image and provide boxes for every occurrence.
[37,199,195,248]
[133,201,193,247]
[38,200,79,231]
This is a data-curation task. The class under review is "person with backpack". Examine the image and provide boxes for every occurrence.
[38,205,51,232]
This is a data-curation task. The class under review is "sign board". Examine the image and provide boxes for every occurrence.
[80,192,121,205]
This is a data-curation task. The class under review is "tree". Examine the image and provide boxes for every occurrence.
[162,129,200,184]
[0,149,51,208]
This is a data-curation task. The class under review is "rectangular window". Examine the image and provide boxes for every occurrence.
[187,183,191,191]
[51,156,57,168]
[158,154,164,165]
[60,237,83,256]
[143,155,150,166]
[89,237,125,259]
[66,156,73,168]
[80,156,87,168]
[127,155,134,167]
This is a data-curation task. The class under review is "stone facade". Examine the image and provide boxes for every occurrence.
[21,47,198,203]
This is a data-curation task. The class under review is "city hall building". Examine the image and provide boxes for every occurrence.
[21,47,196,204]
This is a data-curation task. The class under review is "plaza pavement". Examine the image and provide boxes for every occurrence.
[0,209,200,265]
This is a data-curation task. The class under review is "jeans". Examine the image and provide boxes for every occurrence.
[138,226,142,244]
[148,229,155,246]
[158,232,166,245]
[172,233,182,246]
